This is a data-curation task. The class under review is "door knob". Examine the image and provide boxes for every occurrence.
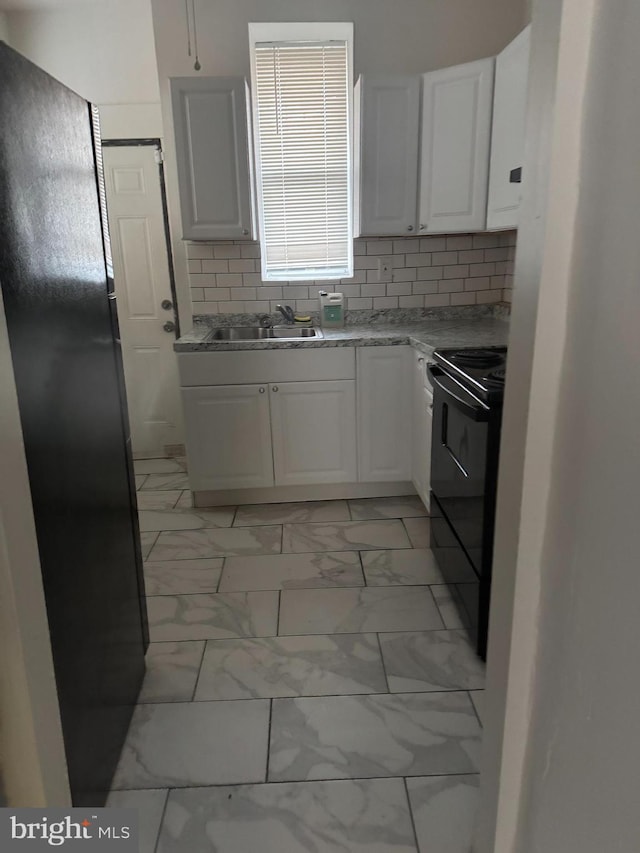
[161,299,174,310]
[272,386,279,392]
[163,321,176,333]
[407,225,414,231]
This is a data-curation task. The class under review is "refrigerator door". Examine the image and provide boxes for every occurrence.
[0,43,147,804]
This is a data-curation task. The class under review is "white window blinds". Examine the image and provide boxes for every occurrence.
[251,39,353,280]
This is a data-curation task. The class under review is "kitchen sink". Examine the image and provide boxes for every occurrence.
[205,326,323,342]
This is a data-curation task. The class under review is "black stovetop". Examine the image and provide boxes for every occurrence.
[433,346,508,403]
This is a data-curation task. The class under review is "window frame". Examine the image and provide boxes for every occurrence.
[248,22,355,282]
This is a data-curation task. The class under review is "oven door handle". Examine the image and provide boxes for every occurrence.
[428,365,490,422]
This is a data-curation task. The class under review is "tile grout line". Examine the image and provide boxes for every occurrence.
[190,640,207,702]
[151,788,170,853]
[468,689,484,728]
[132,687,477,706]
[403,777,422,853]
[375,632,391,694]
[112,769,482,795]
[265,698,273,783]
[275,590,281,636]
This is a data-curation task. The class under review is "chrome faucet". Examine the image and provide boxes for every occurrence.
[276,304,295,325]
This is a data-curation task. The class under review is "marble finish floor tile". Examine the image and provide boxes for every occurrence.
[135,475,147,491]
[174,490,194,508]
[194,634,387,700]
[402,517,431,548]
[378,631,485,693]
[406,775,479,853]
[148,525,282,561]
[140,532,159,559]
[157,778,417,853]
[144,558,223,595]
[141,472,190,491]
[139,641,205,703]
[279,586,443,636]
[106,789,168,853]
[470,690,485,726]
[282,520,411,554]
[138,505,236,532]
[218,551,364,592]
[348,496,427,521]
[234,500,351,526]
[431,586,469,630]
[134,458,184,475]
[147,592,279,641]
[112,700,269,789]
[136,490,182,511]
[269,692,481,782]
[361,548,455,586]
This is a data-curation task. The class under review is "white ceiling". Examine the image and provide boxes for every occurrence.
[0,0,104,10]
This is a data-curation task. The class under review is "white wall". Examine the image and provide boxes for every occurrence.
[151,0,527,327]
[0,12,9,43]
[479,0,640,850]
[0,292,70,807]
[5,0,162,138]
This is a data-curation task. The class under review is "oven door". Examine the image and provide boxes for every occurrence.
[428,365,490,577]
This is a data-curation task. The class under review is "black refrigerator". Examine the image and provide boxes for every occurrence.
[0,43,148,804]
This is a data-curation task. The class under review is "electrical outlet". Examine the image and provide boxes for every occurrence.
[377,256,393,283]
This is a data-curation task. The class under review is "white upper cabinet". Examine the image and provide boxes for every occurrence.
[419,58,495,233]
[487,26,532,230]
[170,77,255,240]
[355,75,421,237]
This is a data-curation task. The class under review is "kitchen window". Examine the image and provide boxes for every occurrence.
[249,23,354,281]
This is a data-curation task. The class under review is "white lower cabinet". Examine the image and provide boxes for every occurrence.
[357,346,412,482]
[182,384,274,491]
[412,352,433,509]
[269,381,357,486]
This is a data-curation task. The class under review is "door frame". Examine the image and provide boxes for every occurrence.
[102,138,181,338]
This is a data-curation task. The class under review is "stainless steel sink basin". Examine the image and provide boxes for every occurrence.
[205,325,322,342]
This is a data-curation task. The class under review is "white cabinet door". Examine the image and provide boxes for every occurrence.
[269,381,357,486]
[182,384,273,491]
[357,346,412,482]
[356,75,420,237]
[419,58,495,233]
[412,352,430,505]
[487,26,532,230]
[171,77,254,240]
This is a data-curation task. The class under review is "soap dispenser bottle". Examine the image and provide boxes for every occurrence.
[318,291,345,329]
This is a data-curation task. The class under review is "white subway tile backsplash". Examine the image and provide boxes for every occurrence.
[202,259,229,273]
[443,264,469,279]
[432,251,458,265]
[361,282,386,297]
[438,278,464,293]
[476,289,503,304]
[386,281,412,297]
[347,297,373,309]
[204,287,230,301]
[469,262,496,278]
[216,273,244,289]
[187,244,215,259]
[405,253,432,267]
[231,286,256,300]
[229,259,257,273]
[446,235,473,250]
[213,245,241,259]
[187,233,515,315]
[419,237,447,252]
[373,296,398,309]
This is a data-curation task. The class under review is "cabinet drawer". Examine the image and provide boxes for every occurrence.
[178,347,356,386]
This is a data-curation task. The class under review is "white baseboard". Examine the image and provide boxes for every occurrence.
[193,481,417,507]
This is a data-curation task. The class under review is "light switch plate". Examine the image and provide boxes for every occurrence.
[377,256,393,282]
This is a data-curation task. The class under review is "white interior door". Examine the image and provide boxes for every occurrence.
[103,145,183,457]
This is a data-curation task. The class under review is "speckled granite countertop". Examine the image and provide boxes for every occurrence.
[174,308,510,357]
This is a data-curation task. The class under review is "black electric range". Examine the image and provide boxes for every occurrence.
[428,346,507,659]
